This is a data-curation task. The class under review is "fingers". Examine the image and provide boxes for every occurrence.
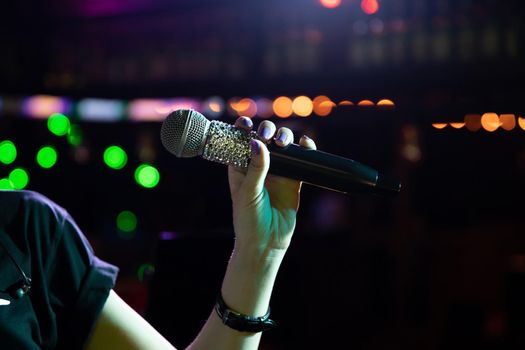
[242,139,270,199]
[234,116,316,150]
[257,120,276,142]
[299,135,317,150]
[234,116,253,132]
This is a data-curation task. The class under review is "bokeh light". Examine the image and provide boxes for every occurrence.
[464,114,482,132]
[481,112,500,132]
[0,140,17,165]
[255,98,273,118]
[357,100,375,107]
[519,117,525,131]
[67,124,83,146]
[377,99,395,109]
[292,96,313,117]
[135,164,160,188]
[0,178,14,190]
[273,96,293,118]
[9,168,29,189]
[137,263,155,282]
[37,146,58,169]
[450,122,465,129]
[230,98,257,118]
[339,100,354,106]
[104,145,128,170]
[117,210,137,233]
[47,113,71,136]
[499,114,516,131]
[361,0,379,15]
[313,96,334,117]
[320,0,341,9]
[432,123,448,129]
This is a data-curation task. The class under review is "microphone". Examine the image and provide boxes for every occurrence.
[160,109,401,197]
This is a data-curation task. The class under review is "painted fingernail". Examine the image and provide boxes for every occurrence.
[277,131,288,143]
[240,118,253,128]
[261,126,272,139]
[250,139,261,155]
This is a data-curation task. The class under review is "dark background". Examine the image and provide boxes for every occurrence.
[1,0,525,349]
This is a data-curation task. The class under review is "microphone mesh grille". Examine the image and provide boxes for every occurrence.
[160,109,209,158]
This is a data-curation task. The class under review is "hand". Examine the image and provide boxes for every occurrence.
[228,117,317,256]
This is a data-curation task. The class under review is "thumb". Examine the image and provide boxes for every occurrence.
[241,139,270,200]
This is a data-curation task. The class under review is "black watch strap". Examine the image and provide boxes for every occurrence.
[215,294,276,333]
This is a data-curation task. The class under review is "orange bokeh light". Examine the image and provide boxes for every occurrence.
[273,96,293,118]
[361,0,379,15]
[464,114,481,132]
[320,0,341,9]
[313,95,334,117]
[377,99,395,109]
[339,100,354,106]
[481,112,500,132]
[231,98,257,117]
[292,96,313,117]
[499,114,516,131]
[432,123,447,129]
[450,122,465,129]
[519,117,525,131]
[357,100,374,107]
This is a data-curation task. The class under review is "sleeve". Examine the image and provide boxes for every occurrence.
[46,211,119,349]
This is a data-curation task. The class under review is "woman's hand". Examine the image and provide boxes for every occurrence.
[228,117,317,256]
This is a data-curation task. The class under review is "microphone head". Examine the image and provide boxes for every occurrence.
[160,109,211,158]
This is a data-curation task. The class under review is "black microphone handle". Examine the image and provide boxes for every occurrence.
[266,143,401,197]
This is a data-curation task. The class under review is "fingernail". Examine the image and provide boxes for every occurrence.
[261,126,272,139]
[250,139,260,155]
[303,135,311,141]
[240,118,253,128]
[277,131,288,143]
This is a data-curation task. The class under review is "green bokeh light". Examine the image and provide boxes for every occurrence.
[104,146,128,170]
[116,210,137,239]
[9,168,29,189]
[67,124,83,146]
[0,140,17,165]
[37,146,58,169]
[47,113,71,136]
[134,164,160,188]
[137,263,155,282]
[0,178,14,190]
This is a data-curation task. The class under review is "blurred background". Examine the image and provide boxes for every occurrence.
[1,0,525,348]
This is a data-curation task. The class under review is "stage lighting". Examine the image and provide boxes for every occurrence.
[432,123,447,129]
[313,96,334,117]
[361,0,379,15]
[292,96,313,117]
[273,96,293,118]
[0,140,17,165]
[481,113,500,132]
[137,263,155,282]
[47,113,71,136]
[117,210,137,233]
[320,0,341,9]
[9,168,29,189]
[67,124,83,146]
[37,146,58,169]
[0,178,14,190]
[104,146,128,170]
[135,164,160,188]
[499,114,516,131]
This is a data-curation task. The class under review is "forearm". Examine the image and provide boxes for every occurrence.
[186,245,286,350]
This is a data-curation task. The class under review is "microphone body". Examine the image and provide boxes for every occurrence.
[161,109,400,197]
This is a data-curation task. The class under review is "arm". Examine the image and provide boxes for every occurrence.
[85,117,316,350]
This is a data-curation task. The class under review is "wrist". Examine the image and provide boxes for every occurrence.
[220,246,285,317]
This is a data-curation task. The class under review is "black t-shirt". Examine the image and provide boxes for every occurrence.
[0,190,119,349]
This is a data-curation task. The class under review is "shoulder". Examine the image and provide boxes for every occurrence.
[0,190,68,222]
[0,190,72,250]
